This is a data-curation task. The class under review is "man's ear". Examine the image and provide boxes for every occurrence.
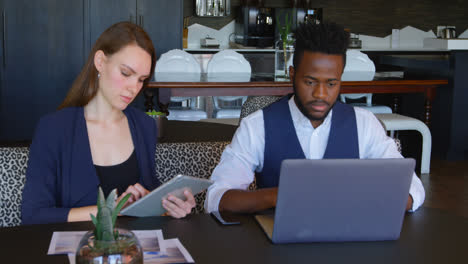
[289,66,295,81]
[94,50,106,73]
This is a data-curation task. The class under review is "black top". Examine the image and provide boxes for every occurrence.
[94,150,140,197]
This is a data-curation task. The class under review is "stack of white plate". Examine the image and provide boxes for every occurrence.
[342,50,376,81]
[155,49,201,82]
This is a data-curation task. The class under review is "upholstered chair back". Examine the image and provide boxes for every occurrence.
[0,147,29,227]
[0,141,236,227]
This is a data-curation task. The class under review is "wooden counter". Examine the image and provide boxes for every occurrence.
[146,78,448,127]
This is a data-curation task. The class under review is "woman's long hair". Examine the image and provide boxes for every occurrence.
[58,21,156,110]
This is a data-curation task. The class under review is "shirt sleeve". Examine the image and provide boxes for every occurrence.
[21,117,71,225]
[204,111,265,213]
[355,108,425,211]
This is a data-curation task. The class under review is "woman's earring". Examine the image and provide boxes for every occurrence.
[98,73,101,78]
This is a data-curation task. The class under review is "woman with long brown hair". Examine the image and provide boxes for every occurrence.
[21,22,195,224]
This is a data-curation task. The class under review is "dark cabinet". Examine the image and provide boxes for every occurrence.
[86,0,136,53]
[87,0,182,59]
[86,0,183,112]
[0,0,4,120]
[0,0,183,141]
[137,0,182,58]
[0,0,85,141]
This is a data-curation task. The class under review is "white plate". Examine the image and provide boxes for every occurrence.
[341,71,376,81]
[344,50,375,72]
[207,72,251,82]
[342,50,375,81]
[155,72,201,82]
[155,49,201,73]
[207,50,251,73]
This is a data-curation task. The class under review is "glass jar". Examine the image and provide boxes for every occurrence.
[213,0,219,16]
[206,0,214,16]
[76,229,143,264]
[225,0,231,15]
[196,0,230,17]
[196,0,206,16]
[274,33,295,81]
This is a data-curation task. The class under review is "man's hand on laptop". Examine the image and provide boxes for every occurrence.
[219,187,278,213]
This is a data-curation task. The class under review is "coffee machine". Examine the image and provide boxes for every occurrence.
[275,7,323,34]
[300,8,322,25]
[295,0,323,25]
[234,5,275,48]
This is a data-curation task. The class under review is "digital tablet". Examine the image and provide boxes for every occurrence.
[120,175,213,217]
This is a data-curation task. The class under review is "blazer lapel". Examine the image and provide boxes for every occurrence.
[124,108,156,190]
[124,108,146,187]
[68,107,100,206]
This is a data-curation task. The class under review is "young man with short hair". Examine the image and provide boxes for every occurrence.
[205,22,425,214]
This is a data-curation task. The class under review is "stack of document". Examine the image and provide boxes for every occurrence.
[48,230,194,264]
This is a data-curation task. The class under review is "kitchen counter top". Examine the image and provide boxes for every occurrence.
[184,47,275,52]
[361,47,451,52]
[148,74,447,127]
[184,47,455,54]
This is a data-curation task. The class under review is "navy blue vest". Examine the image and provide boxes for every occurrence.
[257,96,359,188]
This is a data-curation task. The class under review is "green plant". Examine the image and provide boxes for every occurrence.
[90,188,131,242]
[76,188,142,263]
[276,13,294,76]
[146,109,166,117]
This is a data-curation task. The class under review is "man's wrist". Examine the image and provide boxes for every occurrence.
[265,188,278,208]
[406,194,414,211]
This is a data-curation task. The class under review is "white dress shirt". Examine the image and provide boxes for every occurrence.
[205,96,425,213]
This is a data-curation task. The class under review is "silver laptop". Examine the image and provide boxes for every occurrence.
[255,158,415,244]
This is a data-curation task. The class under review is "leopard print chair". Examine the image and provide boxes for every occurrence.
[0,132,399,227]
[0,147,29,227]
[155,141,232,214]
[240,95,281,120]
[0,141,237,227]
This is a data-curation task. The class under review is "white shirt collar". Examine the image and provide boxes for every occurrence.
[288,95,333,131]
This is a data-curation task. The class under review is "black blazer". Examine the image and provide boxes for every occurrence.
[21,106,159,225]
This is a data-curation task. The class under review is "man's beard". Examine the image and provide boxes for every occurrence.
[292,80,335,122]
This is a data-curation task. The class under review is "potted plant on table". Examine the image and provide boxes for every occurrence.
[76,188,142,264]
[146,109,167,139]
[275,13,295,80]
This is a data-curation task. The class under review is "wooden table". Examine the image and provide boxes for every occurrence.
[147,77,447,127]
[1,207,466,263]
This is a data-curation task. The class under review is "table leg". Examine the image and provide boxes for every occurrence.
[158,102,170,116]
[143,89,154,112]
[205,96,214,118]
[157,88,170,115]
[392,95,400,114]
[424,86,436,127]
